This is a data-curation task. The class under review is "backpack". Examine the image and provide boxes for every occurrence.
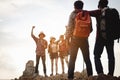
[73,11,92,38]
[105,8,120,42]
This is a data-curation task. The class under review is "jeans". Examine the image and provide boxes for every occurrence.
[94,37,115,76]
[35,54,47,75]
[68,37,93,79]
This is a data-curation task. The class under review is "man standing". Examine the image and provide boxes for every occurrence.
[90,0,117,76]
[31,26,48,77]
[66,1,93,80]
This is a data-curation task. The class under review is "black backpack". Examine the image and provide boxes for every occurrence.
[105,8,120,42]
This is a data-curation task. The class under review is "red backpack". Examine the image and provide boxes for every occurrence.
[73,11,92,38]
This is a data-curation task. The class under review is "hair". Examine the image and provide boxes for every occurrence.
[74,0,84,9]
[50,37,55,43]
[60,35,64,38]
[98,0,108,8]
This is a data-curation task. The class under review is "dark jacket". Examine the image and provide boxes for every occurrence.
[89,8,116,40]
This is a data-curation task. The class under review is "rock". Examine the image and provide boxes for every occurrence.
[19,76,34,80]
[88,74,120,80]
[88,76,98,80]
[23,60,35,77]
[18,60,120,80]
[19,60,35,80]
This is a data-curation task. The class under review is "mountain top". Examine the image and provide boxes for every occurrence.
[14,60,120,80]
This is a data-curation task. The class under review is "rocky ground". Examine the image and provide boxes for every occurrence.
[13,72,120,80]
[18,71,120,80]
[13,60,120,80]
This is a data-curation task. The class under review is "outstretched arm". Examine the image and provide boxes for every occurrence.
[89,9,101,17]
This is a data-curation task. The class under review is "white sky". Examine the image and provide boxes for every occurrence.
[0,0,120,79]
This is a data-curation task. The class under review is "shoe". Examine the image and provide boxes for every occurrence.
[56,73,58,75]
[107,73,113,76]
[33,73,38,77]
[68,78,73,80]
[50,73,53,76]
[62,72,65,74]
[98,73,105,76]
[45,74,48,77]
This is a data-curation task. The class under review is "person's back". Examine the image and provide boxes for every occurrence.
[66,1,93,80]
[92,0,116,76]
[73,11,92,38]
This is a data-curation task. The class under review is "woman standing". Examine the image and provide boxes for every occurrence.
[48,37,59,76]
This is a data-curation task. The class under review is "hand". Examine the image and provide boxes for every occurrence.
[32,26,35,29]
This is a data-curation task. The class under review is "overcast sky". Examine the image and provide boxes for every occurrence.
[0,0,120,79]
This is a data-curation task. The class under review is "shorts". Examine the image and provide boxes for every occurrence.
[50,52,58,59]
[59,51,68,59]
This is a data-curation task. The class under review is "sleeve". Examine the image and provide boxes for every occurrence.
[65,11,76,39]
[31,35,38,44]
[89,9,101,17]
[48,44,51,53]
[44,40,48,49]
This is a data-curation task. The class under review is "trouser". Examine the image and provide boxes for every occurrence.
[94,37,115,76]
[35,55,46,75]
[68,37,93,79]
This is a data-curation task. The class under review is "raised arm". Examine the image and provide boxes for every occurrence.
[31,26,35,37]
[31,26,38,43]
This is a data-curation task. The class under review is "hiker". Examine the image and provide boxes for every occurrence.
[89,0,120,76]
[48,37,59,76]
[31,26,48,77]
[65,1,93,79]
[58,35,69,74]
